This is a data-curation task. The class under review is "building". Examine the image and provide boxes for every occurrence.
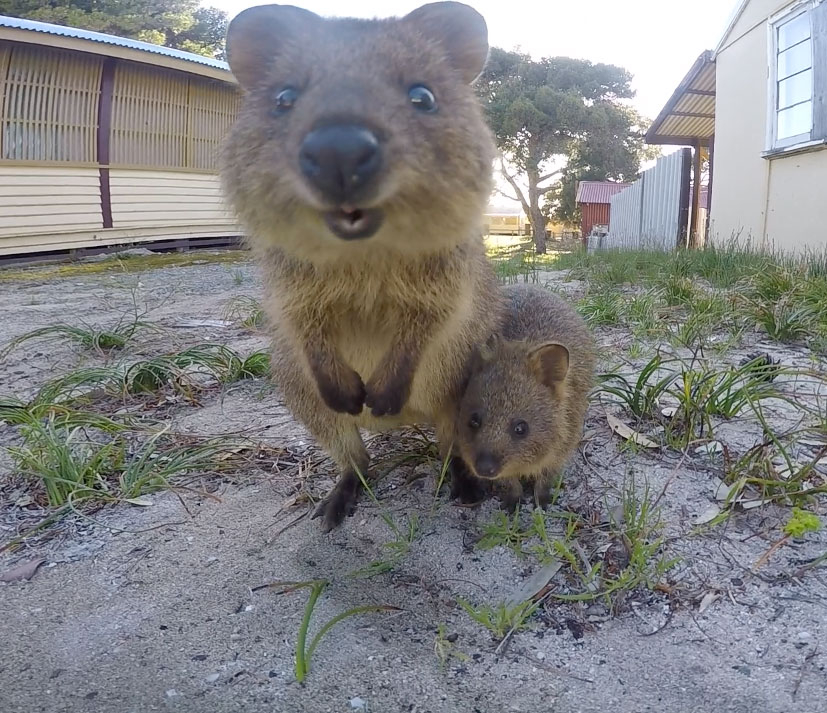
[647,0,827,253]
[575,181,632,240]
[0,16,241,257]
[483,203,527,235]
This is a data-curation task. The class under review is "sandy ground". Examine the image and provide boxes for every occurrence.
[1,251,825,713]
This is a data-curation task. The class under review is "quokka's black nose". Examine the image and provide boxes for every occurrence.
[299,124,382,203]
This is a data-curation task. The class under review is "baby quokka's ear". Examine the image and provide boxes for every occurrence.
[476,332,501,362]
[528,342,570,389]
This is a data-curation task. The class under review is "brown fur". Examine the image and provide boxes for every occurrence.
[220,3,503,530]
[454,284,596,510]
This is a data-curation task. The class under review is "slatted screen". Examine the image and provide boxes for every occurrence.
[188,79,242,170]
[0,43,101,163]
[110,64,240,170]
[110,62,189,167]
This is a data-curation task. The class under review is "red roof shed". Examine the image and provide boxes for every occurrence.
[575,181,632,239]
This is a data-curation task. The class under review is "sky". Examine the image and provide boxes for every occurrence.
[212,0,738,120]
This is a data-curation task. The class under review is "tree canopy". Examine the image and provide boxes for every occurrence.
[478,48,654,251]
[0,1,229,58]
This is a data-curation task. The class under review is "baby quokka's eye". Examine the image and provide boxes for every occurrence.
[272,87,299,115]
[408,84,437,113]
[468,412,482,430]
[512,420,529,438]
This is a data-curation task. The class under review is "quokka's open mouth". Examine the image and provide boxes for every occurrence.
[323,207,384,240]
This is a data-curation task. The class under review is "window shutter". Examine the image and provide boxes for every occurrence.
[814,0,827,140]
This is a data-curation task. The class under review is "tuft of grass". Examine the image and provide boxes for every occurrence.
[658,275,695,306]
[1,320,157,359]
[258,580,398,683]
[578,290,623,326]
[32,345,270,404]
[9,420,124,507]
[222,296,266,329]
[0,397,129,432]
[457,598,539,640]
[8,421,240,507]
[597,354,676,422]
[476,510,530,555]
[548,477,678,606]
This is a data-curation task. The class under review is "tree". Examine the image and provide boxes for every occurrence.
[550,107,660,226]
[478,48,646,253]
[0,1,229,58]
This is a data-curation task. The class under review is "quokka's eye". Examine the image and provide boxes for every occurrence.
[408,84,437,112]
[512,420,529,438]
[273,87,299,115]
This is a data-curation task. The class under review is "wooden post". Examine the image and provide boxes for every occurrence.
[689,139,702,249]
[705,134,715,246]
[96,57,116,229]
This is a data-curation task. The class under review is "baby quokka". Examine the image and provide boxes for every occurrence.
[454,284,595,510]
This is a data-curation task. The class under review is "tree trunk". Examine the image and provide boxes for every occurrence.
[527,169,547,254]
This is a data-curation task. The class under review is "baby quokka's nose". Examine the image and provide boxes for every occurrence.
[299,124,382,203]
[474,452,501,479]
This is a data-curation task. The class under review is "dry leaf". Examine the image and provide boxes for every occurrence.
[698,591,719,614]
[714,479,743,502]
[124,497,152,507]
[505,561,563,607]
[606,414,659,449]
[695,441,724,456]
[740,499,772,511]
[1,558,45,583]
[693,504,722,525]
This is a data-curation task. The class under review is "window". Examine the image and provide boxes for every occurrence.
[768,1,827,152]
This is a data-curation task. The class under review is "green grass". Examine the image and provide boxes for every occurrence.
[1,320,158,358]
[256,580,398,683]
[0,249,249,282]
[458,598,539,640]
[32,345,271,404]
[578,290,624,326]
[8,420,240,507]
[222,296,266,329]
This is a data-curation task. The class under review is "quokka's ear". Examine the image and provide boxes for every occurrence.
[476,332,502,363]
[528,342,570,388]
[401,2,489,84]
[226,4,320,90]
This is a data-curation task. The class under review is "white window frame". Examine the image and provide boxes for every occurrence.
[767,1,816,152]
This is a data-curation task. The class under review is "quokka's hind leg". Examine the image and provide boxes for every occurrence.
[310,420,370,532]
[275,353,370,532]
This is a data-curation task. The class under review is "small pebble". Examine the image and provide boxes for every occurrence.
[165,689,178,698]
[205,673,220,684]
[350,697,366,709]
[536,651,546,661]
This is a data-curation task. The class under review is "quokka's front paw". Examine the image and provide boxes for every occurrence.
[316,367,365,415]
[364,374,411,417]
[448,457,488,505]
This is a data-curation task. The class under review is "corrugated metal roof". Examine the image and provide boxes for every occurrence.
[575,181,632,205]
[646,51,716,147]
[0,14,230,70]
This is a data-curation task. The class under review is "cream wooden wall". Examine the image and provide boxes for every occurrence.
[109,169,235,229]
[0,165,102,239]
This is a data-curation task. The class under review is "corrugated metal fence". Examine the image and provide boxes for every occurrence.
[597,148,691,251]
